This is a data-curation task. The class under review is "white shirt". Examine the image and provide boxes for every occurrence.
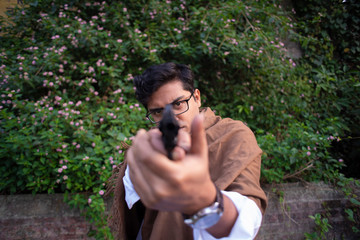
[123,166,262,240]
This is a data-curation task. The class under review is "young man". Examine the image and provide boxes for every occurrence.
[109,62,267,240]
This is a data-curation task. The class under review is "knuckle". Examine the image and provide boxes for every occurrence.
[144,186,168,209]
[171,172,186,190]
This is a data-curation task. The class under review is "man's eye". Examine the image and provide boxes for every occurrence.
[173,101,182,107]
[173,102,184,111]
[153,110,162,116]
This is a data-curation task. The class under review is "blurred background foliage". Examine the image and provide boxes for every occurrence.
[0,0,359,238]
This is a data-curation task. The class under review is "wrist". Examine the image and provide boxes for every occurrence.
[206,193,239,238]
[183,181,217,215]
[183,184,223,229]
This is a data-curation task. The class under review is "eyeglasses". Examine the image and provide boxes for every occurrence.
[146,92,194,123]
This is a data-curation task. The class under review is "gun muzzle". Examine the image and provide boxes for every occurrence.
[159,104,180,160]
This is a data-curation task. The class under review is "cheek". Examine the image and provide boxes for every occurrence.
[177,113,192,125]
[183,110,198,124]
[178,105,199,126]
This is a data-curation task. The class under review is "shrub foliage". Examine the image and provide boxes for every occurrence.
[1,0,359,238]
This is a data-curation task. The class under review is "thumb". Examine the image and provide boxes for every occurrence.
[190,113,208,158]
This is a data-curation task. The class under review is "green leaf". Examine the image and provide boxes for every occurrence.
[85,164,91,174]
[349,198,360,206]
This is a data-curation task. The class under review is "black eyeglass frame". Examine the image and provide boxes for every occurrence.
[146,91,195,124]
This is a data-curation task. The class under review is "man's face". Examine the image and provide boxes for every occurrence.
[147,80,201,133]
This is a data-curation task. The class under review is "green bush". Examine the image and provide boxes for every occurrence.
[1,0,359,238]
[258,118,343,183]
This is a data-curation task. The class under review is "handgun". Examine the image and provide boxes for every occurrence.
[158,104,180,160]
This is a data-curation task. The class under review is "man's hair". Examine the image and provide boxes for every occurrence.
[133,62,195,109]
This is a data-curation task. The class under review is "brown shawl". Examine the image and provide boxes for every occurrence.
[108,107,267,240]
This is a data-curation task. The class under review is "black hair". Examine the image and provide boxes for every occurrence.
[133,62,194,109]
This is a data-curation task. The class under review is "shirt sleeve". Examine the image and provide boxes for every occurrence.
[123,165,140,209]
[193,191,262,240]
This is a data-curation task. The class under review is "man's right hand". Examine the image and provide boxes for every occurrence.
[126,114,217,215]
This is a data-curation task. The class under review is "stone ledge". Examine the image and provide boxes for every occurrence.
[258,182,360,240]
[0,193,82,219]
[0,182,359,240]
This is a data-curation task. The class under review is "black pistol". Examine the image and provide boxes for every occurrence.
[158,104,180,160]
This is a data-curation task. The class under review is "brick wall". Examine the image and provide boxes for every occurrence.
[258,182,360,240]
[0,194,93,240]
[0,182,359,240]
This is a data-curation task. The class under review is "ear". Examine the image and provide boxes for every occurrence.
[193,89,201,107]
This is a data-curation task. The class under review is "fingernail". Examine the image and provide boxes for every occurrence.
[138,129,146,134]
[198,113,204,121]
[178,143,190,152]
[172,151,180,160]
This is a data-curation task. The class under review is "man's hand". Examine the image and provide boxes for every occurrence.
[127,114,216,215]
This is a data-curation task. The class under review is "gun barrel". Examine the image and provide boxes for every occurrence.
[159,104,180,160]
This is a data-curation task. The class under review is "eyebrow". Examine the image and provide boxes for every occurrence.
[148,95,186,112]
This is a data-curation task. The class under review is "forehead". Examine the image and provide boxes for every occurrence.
[147,80,189,109]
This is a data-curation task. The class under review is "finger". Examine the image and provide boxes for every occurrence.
[148,129,167,155]
[177,129,191,152]
[189,113,208,158]
[128,152,165,208]
[149,128,191,161]
[132,129,149,147]
[131,129,178,176]
[132,129,163,161]
[127,148,152,197]
[128,136,179,208]
[128,136,168,195]
[127,129,148,167]
[171,146,186,160]
[171,129,191,160]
